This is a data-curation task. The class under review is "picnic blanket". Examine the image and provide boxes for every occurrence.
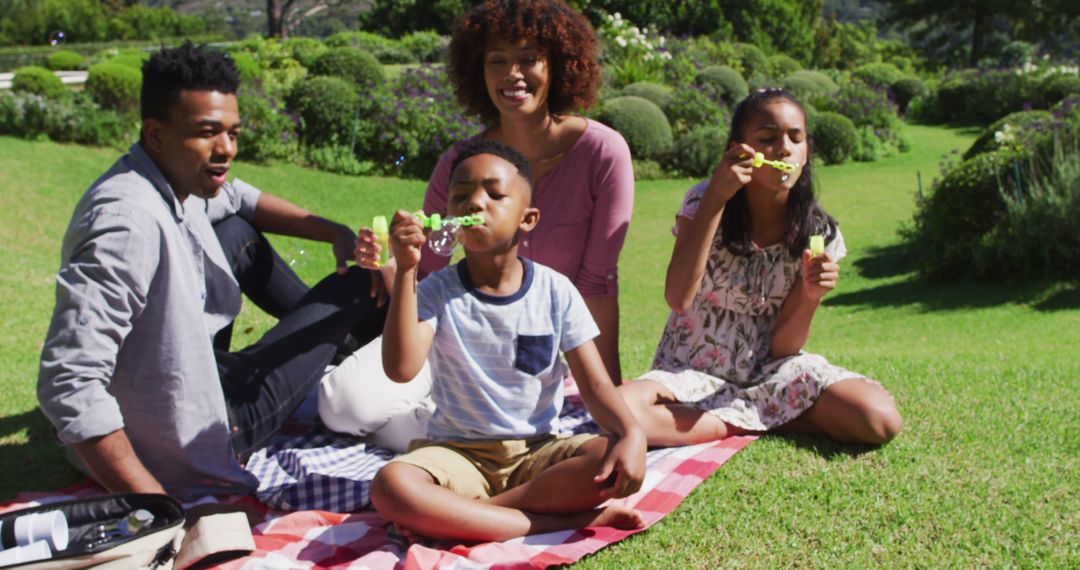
[1,437,754,569]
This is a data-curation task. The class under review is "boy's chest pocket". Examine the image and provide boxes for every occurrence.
[515,334,554,375]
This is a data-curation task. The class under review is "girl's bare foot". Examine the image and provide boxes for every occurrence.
[587,505,645,530]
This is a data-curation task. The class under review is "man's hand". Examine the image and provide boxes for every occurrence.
[594,428,647,499]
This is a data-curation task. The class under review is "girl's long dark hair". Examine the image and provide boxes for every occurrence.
[720,88,837,258]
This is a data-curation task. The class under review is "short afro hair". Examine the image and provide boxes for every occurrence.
[141,41,239,121]
[447,0,601,125]
[450,139,535,192]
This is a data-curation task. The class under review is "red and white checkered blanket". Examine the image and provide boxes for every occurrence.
[1,436,754,569]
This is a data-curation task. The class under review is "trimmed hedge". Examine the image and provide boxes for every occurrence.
[310,47,384,89]
[733,43,768,78]
[695,65,747,107]
[46,50,87,71]
[853,62,904,89]
[12,66,66,99]
[663,88,728,136]
[86,63,142,115]
[287,75,360,147]
[596,96,673,160]
[962,110,1053,160]
[892,76,926,114]
[620,81,673,109]
[768,54,802,78]
[663,124,729,177]
[810,111,857,165]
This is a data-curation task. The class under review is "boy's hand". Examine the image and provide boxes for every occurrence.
[801,249,840,301]
[390,209,427,271]
[594,428,647,499]
[706,143,756,203]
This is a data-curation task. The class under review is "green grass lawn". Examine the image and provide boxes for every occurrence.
[1,124,1077,567]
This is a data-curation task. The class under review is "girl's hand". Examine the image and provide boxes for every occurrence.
[354,227,383,270]
[389,209,427,272]
[801,249,840,301]
[706,143,756,203]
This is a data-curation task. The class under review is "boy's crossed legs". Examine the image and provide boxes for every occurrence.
[370,434,644,542]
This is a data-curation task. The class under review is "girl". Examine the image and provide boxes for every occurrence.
[620,89,902,446]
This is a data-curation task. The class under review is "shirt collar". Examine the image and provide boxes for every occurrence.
[127,142,187,221]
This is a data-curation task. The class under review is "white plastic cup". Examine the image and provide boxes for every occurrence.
[0,541,52,567]
[13,510,68,551]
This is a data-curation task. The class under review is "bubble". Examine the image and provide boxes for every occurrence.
[394,155,406,168]
[289,248,307,269]
[49,30,66,47]
[427,221,461,257]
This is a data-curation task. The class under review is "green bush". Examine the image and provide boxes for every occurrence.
[932,68,1041,123]
[997,40,1038,67]
[104,50,149,70]
[973,140,1080,279]
[663,88,728,136]
[282,37,328,69]
[228,51,262,83]
[1037,73,1080,108]
[963,110,1054,160]
[46,50,86,71]
[901,151,1014,278]
[632,159,666,180]
[306,144,375,176]
[310,47,385,89]
[0,91,135,148]
[853,125,889,162]
[694,65,748,107]
[620,81,673,109]
[782,69,838,107]
[12,66,65,99]
[768,54,802,78]
[596,96,673,160]
[237,91,299,163]
[663,124,729,177]
[891,76,926,114]
[287,75,360,147]
[326,31,414,64]
[733,43,768,78]
[810,112,857,165]
[853,62,904,89]
[86,63,142,115]
[400,31,445,63]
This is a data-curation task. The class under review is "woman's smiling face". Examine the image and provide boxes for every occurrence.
[483,38,551,120]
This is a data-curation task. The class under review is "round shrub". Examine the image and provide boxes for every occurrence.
[733,43,768,78]
[596,96,673,160]
[663,88,728,136]
[326,31,414,64]
[86,63,142,115]
[13,66,66,99]
[287,75,360,147]
[768,54,802,78]
[1037,73,1080,108]
[620,81,673,109]
[47,50,87,71]
[695,65,748,107]
[282,37,328,69]
[106,51,149,70]
[663,124,729,177]
[228,51,262,83]
[786,70,838,96]
[238,91,298,163]
[780,74,820,103]
[962,110,1053,160]
[853,62,904,89]
[809,111,857,165]
[310,47,384,89]
[891,76,926,114]
[400,31,446,63]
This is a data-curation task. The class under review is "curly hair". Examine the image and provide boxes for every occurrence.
[141,41,239,121]
[720,88,838,259]
[447,0,601,124]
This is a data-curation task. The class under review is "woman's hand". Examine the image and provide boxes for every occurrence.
[801,249,840,301]
[706,143,756,203]
[389,210,427,272]
[354,227,383,270]
[330,223,359,275]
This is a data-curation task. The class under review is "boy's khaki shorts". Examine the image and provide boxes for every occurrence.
[390,433,598,499]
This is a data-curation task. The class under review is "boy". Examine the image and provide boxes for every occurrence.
[369,140,647,542]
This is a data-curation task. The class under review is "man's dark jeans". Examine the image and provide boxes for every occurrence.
[212,215,385,461]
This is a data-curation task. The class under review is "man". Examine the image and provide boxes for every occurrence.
[37,42,384,499]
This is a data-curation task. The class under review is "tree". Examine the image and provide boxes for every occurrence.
[267,0,350,38]
[885,0,1080,67]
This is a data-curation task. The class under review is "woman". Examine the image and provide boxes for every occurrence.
[321,0,634,450]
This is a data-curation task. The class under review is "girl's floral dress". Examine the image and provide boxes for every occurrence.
[639,182,866,431]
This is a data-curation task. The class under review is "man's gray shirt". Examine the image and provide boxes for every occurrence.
[38,143,263,498]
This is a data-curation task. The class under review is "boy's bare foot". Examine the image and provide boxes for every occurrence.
[587,505,646,530]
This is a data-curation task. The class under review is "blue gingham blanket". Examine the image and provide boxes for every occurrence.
[245,398,598,512]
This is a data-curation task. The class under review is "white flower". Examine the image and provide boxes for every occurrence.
[613,12,621,20]
[615,36,627,48]
[658,36,666,47]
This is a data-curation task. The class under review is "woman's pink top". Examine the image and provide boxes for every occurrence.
[418,120,635,298]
